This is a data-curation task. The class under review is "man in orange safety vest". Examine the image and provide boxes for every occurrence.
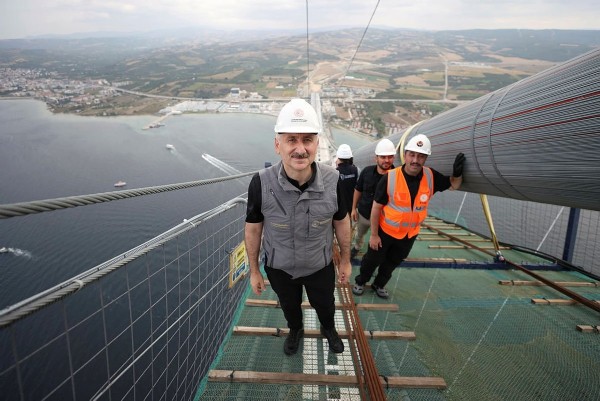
[353,134,465,299]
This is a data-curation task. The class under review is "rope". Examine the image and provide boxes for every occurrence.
[338,0,381,88]
[0,197,248,327]
[0,171,255,219]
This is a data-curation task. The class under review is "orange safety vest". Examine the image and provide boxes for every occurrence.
[379,167,434,239]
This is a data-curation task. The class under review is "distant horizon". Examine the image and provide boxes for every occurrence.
[1,1,599,40]
[2,25,600,42]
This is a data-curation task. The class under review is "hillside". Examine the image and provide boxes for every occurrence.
[1,28,598,135]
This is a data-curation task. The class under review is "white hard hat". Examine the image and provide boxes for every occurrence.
[404,134,431,155]
[336,144,353,159]
[375,138,396,156]
[274,98,321,134]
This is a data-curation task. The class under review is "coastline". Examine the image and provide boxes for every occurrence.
[0,96,34,101]
[330,122,376,141]
[1,96,375,144]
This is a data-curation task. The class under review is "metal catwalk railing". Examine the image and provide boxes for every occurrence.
[0,198,250,401]
[2,47,600,401]
[0,180,597,401]
[427,190,600,277]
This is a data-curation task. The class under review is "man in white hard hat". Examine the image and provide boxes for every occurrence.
[350,138,396,259]
[353,134,465,299]
[335,144,358,217]
[245,98,352,355]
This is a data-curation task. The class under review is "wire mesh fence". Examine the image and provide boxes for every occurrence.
[0,199,249,401]
[429,190,600,277]
[200,266,600,401]
[1,190,599,401]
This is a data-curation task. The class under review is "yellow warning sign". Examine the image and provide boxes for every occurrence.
[229,241,248,288]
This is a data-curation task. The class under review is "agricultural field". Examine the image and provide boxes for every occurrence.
[2,27,597,132]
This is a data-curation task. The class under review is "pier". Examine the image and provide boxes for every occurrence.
[142,113,170,130]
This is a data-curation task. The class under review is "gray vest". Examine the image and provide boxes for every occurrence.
[259,161,339,278]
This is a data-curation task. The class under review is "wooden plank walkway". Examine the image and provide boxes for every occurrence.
[234,326,416,340]
[246,299,399,311]
[531,298,600,305]
[576,325,600,333]
[208,370,447,389]
[500,280,599,287]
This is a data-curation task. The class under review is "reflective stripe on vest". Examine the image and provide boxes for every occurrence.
[380,167,433,239]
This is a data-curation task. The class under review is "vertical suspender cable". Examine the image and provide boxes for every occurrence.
[305,0,310,97]
[338,0,381,88]
[311,0,386,391]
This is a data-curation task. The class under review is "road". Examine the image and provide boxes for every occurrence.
[103,86,465,105]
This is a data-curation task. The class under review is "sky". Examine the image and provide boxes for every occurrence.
[0,0,599,40]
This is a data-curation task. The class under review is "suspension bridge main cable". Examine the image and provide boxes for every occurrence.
[0,171,256,219]
[338,0,381,88]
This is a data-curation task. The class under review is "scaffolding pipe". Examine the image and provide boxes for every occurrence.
[479,194,501,251]
[353,48,600,212]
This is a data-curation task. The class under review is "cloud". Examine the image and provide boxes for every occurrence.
[0,0,598,39]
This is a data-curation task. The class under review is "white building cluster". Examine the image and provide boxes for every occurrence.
[160,98,282,116]
[0,68,118,107]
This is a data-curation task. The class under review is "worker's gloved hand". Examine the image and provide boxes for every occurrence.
[453,153,465,177]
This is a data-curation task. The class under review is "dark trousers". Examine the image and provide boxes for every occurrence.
[265,262,336,331]
[356,228,416,288]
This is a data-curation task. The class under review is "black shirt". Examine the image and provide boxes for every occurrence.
[246,163,348,223]
[373,165,451,207]
[354,164,393,219]
[336,162,358,215]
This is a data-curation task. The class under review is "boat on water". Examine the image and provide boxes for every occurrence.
[2,96,600,401]
[113,180,127,187]
[1,43,600,401]
[142,122,165,130]
[0,247,7,253]
[166,143,175,150]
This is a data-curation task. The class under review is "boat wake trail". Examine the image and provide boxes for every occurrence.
[202,154,242,175]
[0,247,33,259]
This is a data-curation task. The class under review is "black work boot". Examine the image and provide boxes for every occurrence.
[320,326,344,353]
[284,328,304,355]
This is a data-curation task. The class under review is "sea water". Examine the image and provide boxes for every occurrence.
[0,99,372,308]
